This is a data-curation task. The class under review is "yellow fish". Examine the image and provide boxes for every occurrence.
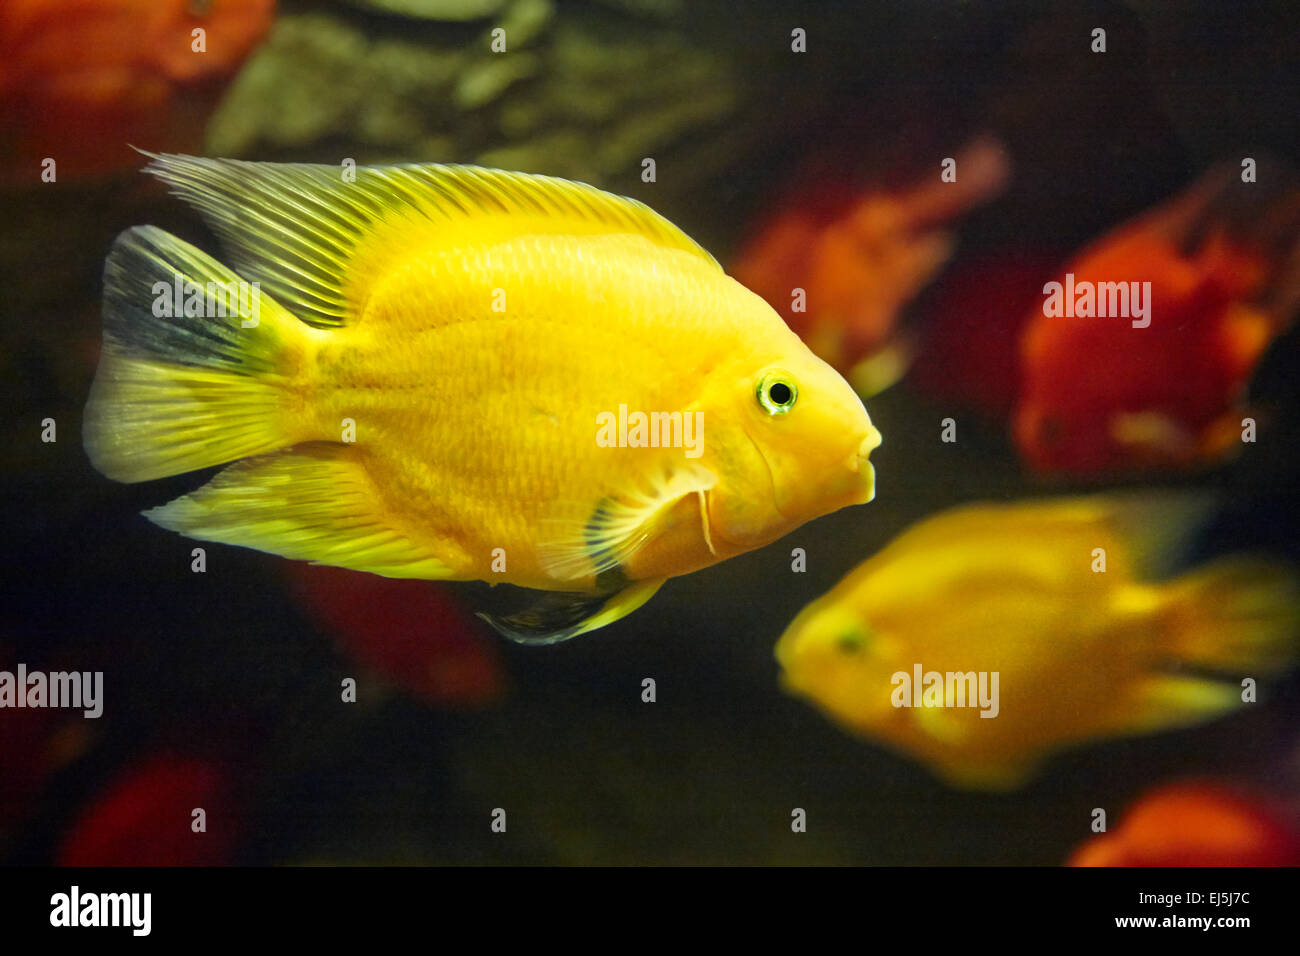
[775,496,1298,789]
[84,154,881,642]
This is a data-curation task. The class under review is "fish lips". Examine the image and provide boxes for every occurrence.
[843,430,882,503]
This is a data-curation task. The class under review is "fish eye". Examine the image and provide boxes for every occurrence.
[836,631,864,654]
[756,371,798,415]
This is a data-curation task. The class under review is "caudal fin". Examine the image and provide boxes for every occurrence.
[84,226,315,483]
[1164,556,1300,676]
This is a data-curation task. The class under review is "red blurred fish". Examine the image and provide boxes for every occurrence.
[1015,162,1300,475]
[0,649,93,833]
[732,136,1009,392]
[285,564,506,709]
[58,753,239,866]
[907,251,1066,421]
[1069,781,1300,867]
[0,0,275,182]
[0,702,65,829]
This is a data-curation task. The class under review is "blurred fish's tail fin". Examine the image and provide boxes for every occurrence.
[1163,556,1300,676]
[84,225,315,483]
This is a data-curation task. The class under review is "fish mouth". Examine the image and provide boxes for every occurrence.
[859,426,883,458]
[846,430,881,500]
[856,461,877,503]
[772,623,810,688]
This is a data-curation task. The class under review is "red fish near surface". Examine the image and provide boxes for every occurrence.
[0,0,275,181]
[732,136,1009,392]
[1069,780,1300,867]
[1015,162,1300,475]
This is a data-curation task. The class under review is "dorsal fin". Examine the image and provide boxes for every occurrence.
[140,152,720,328]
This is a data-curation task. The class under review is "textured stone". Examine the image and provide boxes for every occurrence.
[339,0,508,20]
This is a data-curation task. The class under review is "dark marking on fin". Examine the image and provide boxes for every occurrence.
[583,497,636,576]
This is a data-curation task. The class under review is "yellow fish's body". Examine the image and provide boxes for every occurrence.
[84,154,881,641]
[775,496,1299,789]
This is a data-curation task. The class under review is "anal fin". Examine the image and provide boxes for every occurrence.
[145,444,455,579]
[933,756,1040,792]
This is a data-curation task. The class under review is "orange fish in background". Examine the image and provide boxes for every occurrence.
[285,563,506,709]
[0,0,275,182]
[1015,161,1300,475]
[1069,780,1300,867]
[732,136,1010,393]
[57,752,240,865]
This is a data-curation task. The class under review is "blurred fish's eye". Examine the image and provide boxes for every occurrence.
[836,631,864,654]
[757,371,798,415]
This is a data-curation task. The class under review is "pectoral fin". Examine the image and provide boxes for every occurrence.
[478,577,666,645]
[539,462,717,582]
[1109,410,1197,458]
[1109,409,1248,468]
[913,700,973,746]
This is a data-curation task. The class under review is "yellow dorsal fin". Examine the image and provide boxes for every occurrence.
[140,152,720,328]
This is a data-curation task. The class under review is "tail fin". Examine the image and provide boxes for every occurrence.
[84,226,315,483]
[1163,556,1300,676]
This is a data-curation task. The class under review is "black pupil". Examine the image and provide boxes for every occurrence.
[768,382,793,406]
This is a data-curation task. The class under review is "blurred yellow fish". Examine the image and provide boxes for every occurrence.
[775,496,1299,789]
[83,154,881,642]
